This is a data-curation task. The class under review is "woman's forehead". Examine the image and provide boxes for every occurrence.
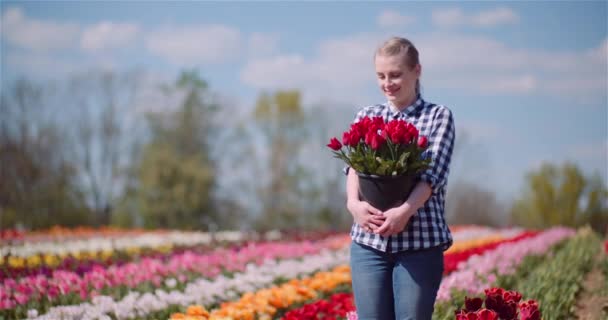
[375,53,409,70]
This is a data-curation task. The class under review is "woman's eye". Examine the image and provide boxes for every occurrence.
[390,73,402,78]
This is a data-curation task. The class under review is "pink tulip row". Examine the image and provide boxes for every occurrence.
[436,227,575,301]
[0,235,350,310]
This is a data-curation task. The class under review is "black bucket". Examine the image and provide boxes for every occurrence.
[357,173,417,211]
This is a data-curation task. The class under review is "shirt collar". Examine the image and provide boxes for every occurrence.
[387,94,424,116]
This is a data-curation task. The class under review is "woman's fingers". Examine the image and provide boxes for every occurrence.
[367,216,384,227]
[375,220,392,236]
[365,203,383,215]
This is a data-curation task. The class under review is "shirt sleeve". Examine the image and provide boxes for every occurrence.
[342,107,369,175]
[418,106,455,193]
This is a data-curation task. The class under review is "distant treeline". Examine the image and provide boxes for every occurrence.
[1,70,606,235]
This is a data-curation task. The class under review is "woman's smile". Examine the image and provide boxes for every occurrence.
[385,86,401,96]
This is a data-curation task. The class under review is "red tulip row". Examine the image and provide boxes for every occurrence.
[281,292,355,320]
[454,287,540,320]
[283,287,540,320]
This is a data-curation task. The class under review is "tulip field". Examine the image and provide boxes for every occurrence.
[1,226,606,320]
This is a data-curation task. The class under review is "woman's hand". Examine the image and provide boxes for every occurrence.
[347,200,385,233]
[374,203,415,237]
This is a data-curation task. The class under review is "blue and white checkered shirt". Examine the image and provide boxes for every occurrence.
[345,94,455,252]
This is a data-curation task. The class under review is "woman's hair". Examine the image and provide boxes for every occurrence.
[375,36,421,95]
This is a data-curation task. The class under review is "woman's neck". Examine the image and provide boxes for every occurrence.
[392,92,418,111]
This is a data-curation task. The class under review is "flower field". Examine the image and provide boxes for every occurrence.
[1,226,606,320]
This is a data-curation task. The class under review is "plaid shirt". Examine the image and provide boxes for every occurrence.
[345,94,455,252]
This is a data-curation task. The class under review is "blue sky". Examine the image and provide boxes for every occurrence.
[1,1,607,203]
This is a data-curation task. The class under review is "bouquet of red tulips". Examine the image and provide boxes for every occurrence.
[327,116,430,177]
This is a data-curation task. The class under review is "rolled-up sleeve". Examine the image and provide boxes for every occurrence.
[419,106,455,193]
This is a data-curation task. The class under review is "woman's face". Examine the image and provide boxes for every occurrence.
[374,52,421,108]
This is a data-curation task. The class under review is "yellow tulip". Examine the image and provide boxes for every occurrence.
[101,250,113,260]
[126,246,141,256]
[26,255,41,268]
[157,244,173,253]
[8,256,25,268]
[43,254,59,267]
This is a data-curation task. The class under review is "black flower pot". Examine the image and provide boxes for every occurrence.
[357,173,417,211]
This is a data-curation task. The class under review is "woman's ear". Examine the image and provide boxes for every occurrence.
[414,64,422,77]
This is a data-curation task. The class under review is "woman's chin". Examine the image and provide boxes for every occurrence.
[386,96,399,104]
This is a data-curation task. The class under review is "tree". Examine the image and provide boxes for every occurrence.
[446,181,506,227]
[0,78,91,229]
[120,70,220,230]
[510,162,608,234]
[251,90,314,231]
[68,70,140,225]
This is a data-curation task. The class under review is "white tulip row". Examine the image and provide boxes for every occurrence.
[28,247,350,320]
[3,230,282,258]
[451,226,524,242]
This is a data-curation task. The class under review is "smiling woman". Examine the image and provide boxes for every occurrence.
[343,36,456,320]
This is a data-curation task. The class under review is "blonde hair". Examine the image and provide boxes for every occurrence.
[375,37,421,95]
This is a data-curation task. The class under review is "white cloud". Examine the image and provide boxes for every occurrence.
[433,7,519,28]
[0,7,80,51]
[240,33,382,105]
[241,54,309,89]
[431,73,538,94]
[5,51,82,76]
[241,32,606,102]
[81,22,140,51]
[145,24,241,66]
[377,10,416,28]
[417,33,606,96]
[4,49,122,79]
[473,7,519,27]
[432,8,466,28]
[248,32,280,58]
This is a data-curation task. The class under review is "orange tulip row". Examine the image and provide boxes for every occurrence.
[170,265,352,320]
[445,234,511,254]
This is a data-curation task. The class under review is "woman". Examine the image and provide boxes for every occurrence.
[345,36,455,319]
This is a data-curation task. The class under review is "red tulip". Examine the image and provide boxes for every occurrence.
[519,300,540,320]
[371,133,386,150]
[503,290,522,303]
[498,300,518,320]
[327,137,342,150]
[342,131,352,147]
[465,296,483,312]
[417,136,428,148]
[477,309,498,320]
[349,128,362,146]
[484,288,505,314]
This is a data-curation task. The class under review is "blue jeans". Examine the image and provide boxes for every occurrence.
[350,241,444,320]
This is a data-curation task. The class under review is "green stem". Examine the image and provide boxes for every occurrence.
[387,138,396,161]
[339,149,353,168]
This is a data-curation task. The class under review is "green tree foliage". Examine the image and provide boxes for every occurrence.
[511,162,608,234]
[116,70,219,230]
[446,181,506,227]
[251,90,313,231]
